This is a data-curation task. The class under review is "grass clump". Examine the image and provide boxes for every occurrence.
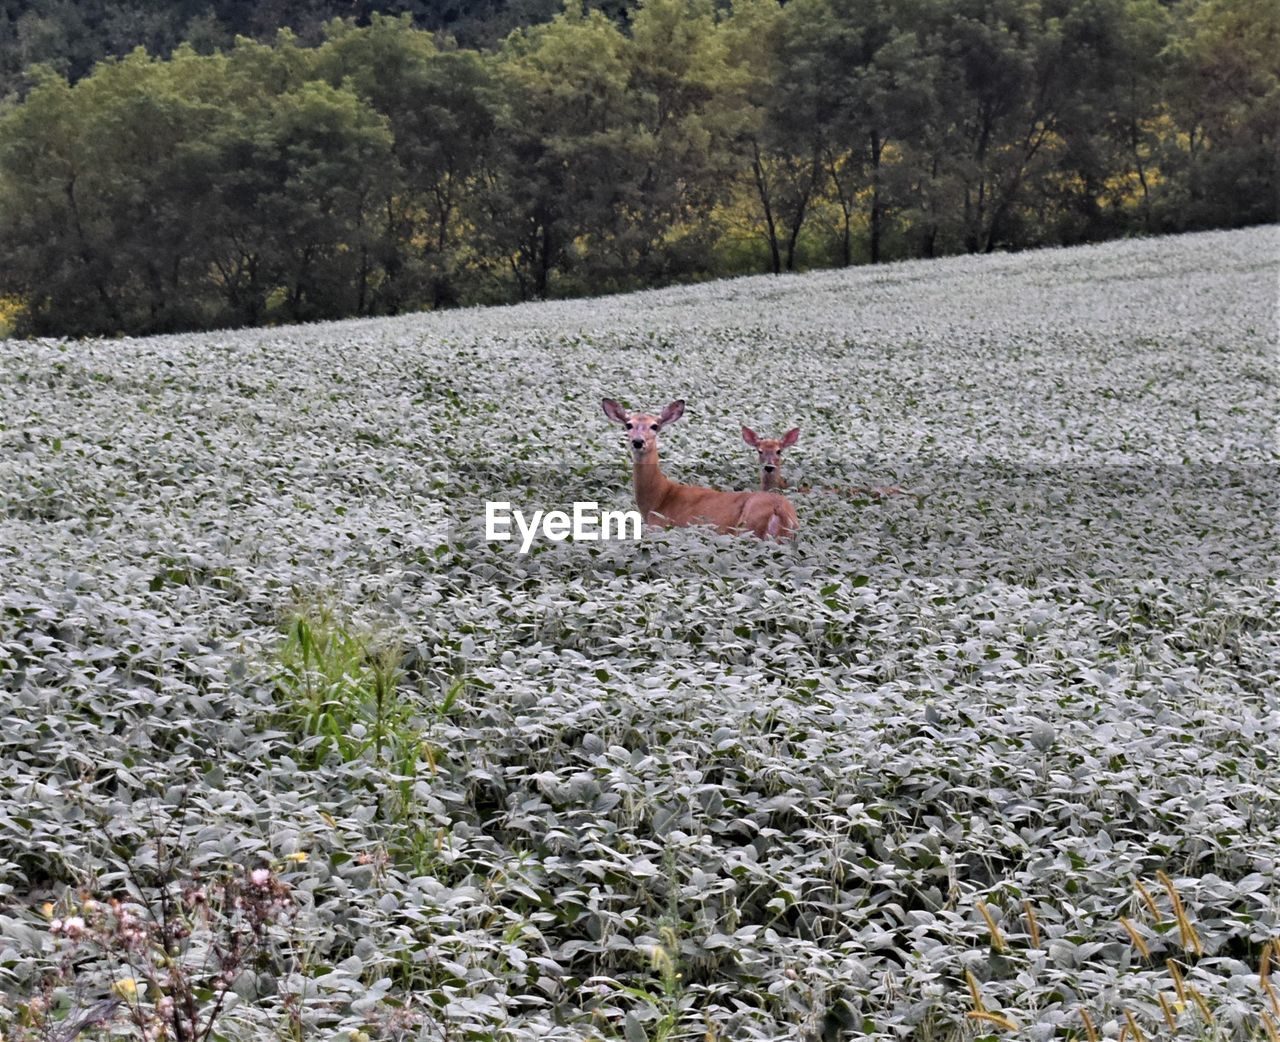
[274,604,410,773]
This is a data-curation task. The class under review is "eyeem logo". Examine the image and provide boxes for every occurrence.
[486,501,643,553]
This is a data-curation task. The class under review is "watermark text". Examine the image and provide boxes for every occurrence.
[485,501,642,553]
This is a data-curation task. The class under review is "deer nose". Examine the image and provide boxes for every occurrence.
[763,464,776,471]
[632,439,645,450]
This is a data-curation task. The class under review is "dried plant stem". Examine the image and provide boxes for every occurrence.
[1022,899,1040,949]
[965,969,986,1013]
[977,899,1006,952]
[1119,915,1150,959]
[1186,985,1214,1025]
[1262,941,1280,1017]
[965,1011,1019,1031]
[1156,869,1203,957]
[1167,958,1187,1003]
[1135,879,1163,923]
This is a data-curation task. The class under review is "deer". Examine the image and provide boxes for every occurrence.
[741,426,907,499]
[602,398,798,540]
[740,426,799,492]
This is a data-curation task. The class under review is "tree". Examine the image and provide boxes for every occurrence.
[1161,0,1278,229]
[481,7,640,298]
[0,66,122,334]
[0,52,229,334]
[620,0,736,282]
[773,0,940,265]
[317,16,500,309]
[217,77,394,323]
[718,0,824,274]
[1079,0,1171,237]
[0,36,393,334]
[935,0,1065,253]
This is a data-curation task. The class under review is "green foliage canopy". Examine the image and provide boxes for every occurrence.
[0,0,1273,336]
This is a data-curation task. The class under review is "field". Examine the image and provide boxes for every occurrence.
[1,226,1277,1041]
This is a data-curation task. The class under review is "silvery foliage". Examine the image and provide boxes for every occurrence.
[1,225,1277,1040]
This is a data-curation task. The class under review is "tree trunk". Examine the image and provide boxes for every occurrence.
[145,259,166,332]
[245,254,261,326]
[357,245,369,315]
[783,148,821,272]
[868,130,884,264]
[64,175,124,331]
[824,149,855,266]
[985,117,1051,253]
[966,108,994,253]
[921,152,940,258]
[751,141,783,275]
[1128,98,1152,233]
[535,211,553,299]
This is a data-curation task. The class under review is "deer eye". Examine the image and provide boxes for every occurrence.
[625,422,633,429]
[649,424,659,431]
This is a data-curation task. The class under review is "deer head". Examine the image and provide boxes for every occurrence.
[742,426,799,491]
[602,398,685,461]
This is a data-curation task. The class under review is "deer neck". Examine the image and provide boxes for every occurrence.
[632,451,674,516]
[762,470,786,492]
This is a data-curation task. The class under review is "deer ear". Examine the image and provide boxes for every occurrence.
[781,427,800,448]
[659,399,685,426]
[602,398,628,424]
[742,426,760,447]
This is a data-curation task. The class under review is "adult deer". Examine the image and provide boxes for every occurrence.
[603,398,798,540]
[741,425,906,499]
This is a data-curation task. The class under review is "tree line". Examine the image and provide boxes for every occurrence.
[0,0,635,97]
[0,0,1274,337]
